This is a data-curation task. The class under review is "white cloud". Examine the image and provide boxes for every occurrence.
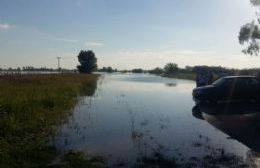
[54,37,78,43]
[0,23,13,31]
[85,42,104,47]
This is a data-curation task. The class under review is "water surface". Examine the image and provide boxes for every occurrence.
[54,73,260,166]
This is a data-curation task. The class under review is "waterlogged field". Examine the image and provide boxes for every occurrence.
[52,73,260,167]
[0,74,99,168]
[2,73,260,168]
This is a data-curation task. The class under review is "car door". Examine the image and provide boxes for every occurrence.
[217,78,234,101]
[234,78,259,100]
[234,78,247,100]
[227,78,243,100]
[245,78,259,99]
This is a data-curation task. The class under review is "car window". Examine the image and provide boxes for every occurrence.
[212,78,234,87]
[224,78,234,86]
[234,78,244,86]
[233,78,259,87]
[212,78,225,86]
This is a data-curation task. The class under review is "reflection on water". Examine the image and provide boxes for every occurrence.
[53,73,260,167]
[79,79,98,97]
[193,102,260,167]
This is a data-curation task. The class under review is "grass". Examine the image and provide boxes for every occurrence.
[0,74,99,168]
[162,72,196,81]
[50,151,106,168]
[135,149,248,168]
[162,72,222,82]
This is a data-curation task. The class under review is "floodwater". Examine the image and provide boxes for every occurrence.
[53,73,260,167]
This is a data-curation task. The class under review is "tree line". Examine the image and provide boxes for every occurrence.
[94,62,260,77]
[150,63,260,76]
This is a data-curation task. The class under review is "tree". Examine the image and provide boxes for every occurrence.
[239,0,260,55]
[149,67,163,74]
[77,50,97,73]
[106,66,113,73]
[132,68,144,73]
[99,66,114,73]
[164,63,178,74]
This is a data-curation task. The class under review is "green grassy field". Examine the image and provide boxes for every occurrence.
[0,74,99,168]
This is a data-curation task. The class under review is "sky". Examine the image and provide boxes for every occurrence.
[0,0,259,70]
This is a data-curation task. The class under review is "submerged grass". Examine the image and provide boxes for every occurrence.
[0,74,98,168]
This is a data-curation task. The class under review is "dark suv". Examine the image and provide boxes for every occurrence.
[192,76,260,103]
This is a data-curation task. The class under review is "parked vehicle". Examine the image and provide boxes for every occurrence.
[192,102,260,153]
[192,76,260,103]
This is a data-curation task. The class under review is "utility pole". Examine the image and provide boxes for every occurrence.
[56,57,61,71]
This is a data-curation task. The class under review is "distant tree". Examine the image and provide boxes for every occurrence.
[99,67,106,72]
[149,67,163,74]
[121,70,128,73]
[164,63,178,74]
[132,68,144,73]
[99,66,114,73]
[185,66,193,72]
[239,0,260,55]
[77,50,97,73]
[107,67,113,73]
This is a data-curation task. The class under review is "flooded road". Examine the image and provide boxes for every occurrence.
[53,73,260,167]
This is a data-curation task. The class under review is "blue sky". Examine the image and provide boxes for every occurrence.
[0,0,259,69]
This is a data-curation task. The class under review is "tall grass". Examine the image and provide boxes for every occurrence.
[0,74,98,168]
